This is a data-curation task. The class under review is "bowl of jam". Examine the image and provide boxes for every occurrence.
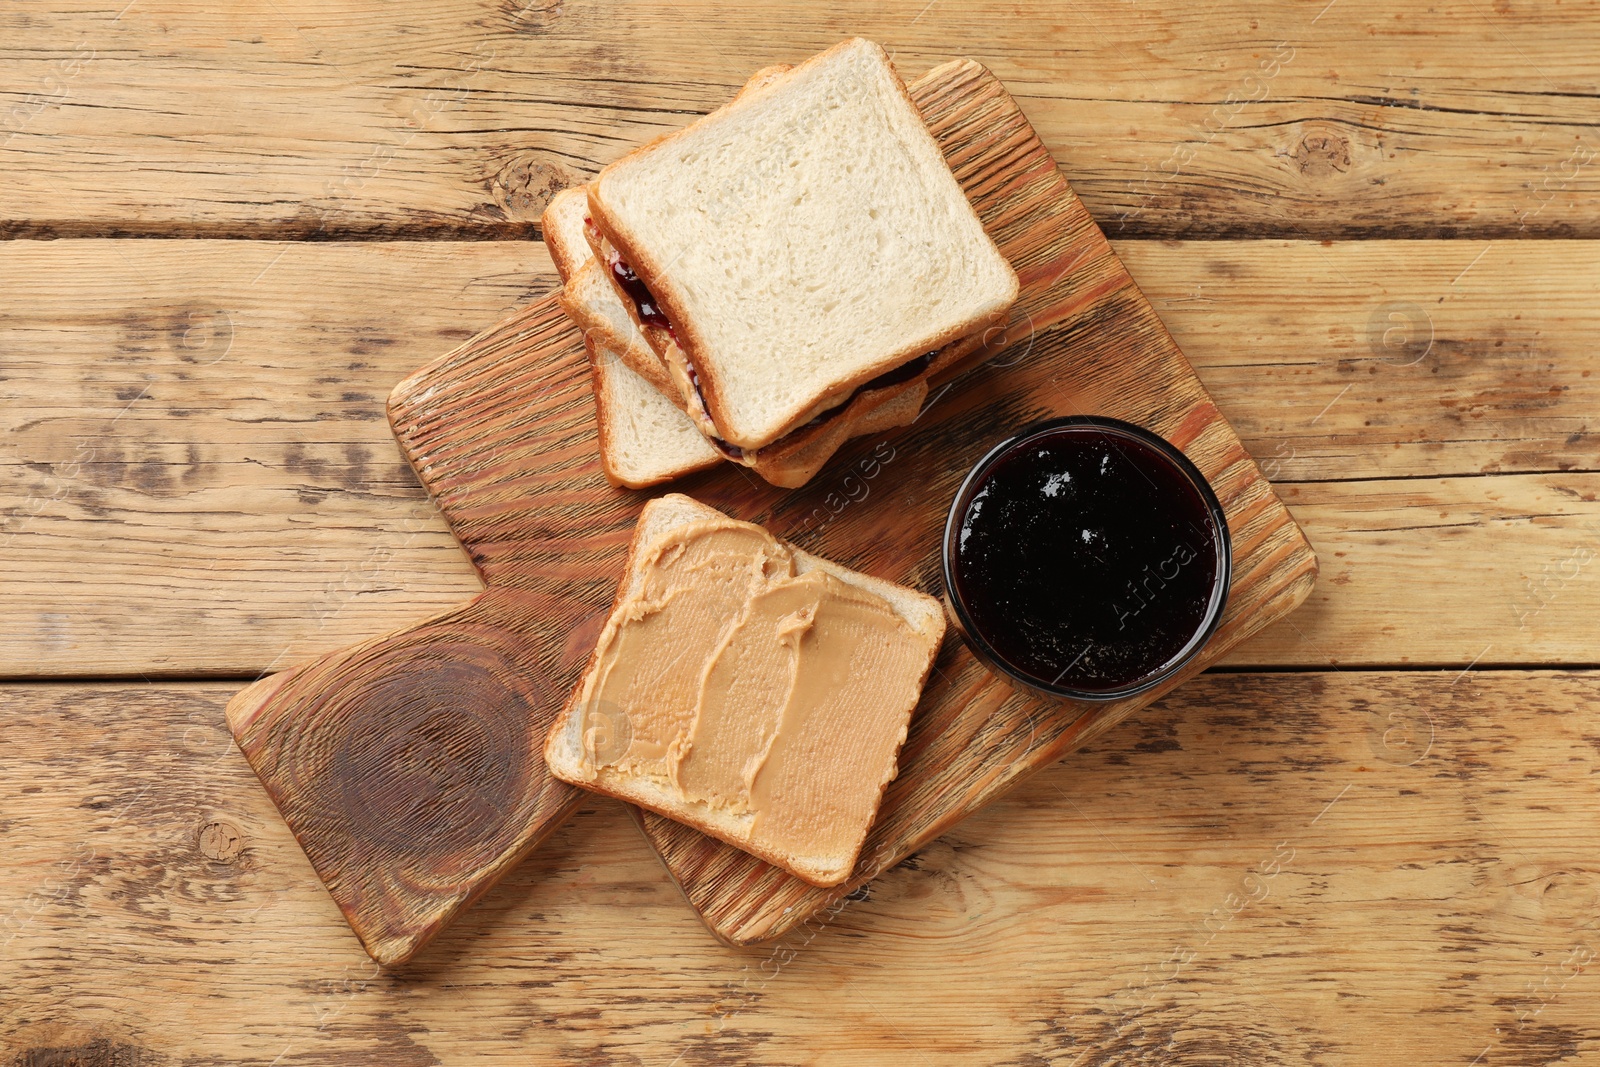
[942,416,1231,702]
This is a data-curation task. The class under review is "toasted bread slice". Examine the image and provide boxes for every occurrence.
[544,494,944,886]
[588,38,1018,451]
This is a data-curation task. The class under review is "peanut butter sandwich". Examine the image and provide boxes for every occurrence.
[543,493,945,886]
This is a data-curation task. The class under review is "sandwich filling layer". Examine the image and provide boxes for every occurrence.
[573,515,935,868]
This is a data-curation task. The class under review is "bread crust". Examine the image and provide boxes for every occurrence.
[746,324,999,486]
[549,186,719,488]
[558,267,679,400]
[583,342,635,490]
[584,343,720,489]
[562,63,798,433]
[539,187,592,283]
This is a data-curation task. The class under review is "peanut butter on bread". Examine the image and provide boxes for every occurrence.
[543,494,944,886]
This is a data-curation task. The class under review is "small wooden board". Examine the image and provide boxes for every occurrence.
[227,59,1315,961]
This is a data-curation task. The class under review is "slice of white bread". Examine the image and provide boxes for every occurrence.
[588,37,1019,451]
[588,344,721,488]
[547,187,681,398]
[546,65,799,406]
[546,52,977,488]
[543,188,720,487]
[543,494,945,886]
[541,185,592,283]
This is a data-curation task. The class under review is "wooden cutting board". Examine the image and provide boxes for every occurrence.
[227,58,1316,963]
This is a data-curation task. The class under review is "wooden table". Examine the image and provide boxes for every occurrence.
[3,3,1597,1064]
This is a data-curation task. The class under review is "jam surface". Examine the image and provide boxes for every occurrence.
[951,425,1223,693]
[606,252,671,330]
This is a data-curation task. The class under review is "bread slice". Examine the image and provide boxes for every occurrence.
[541,186,593,283]
[544,494,944,886]
[745,321,1004,487]
[547,49,987,488]
[547,188,677,398]
[581,211,1002,485]
[587,344,721,488]
[566,201,971,487]
[542,188,720,488]
[558,258,683,401]
[547,63,798,405]
[588,37,1019,451]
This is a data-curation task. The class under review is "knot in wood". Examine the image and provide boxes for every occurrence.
[198,820,244,863]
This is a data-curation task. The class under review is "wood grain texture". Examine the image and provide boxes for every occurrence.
[229,58,1313,955]
[3,238,1598,676]
[0,0,1594,1058]
[0,239,527,678]
[1124,238,1600,483]
[224,587,591,965]
[1,1,1596,239]
[5,673,1599,1064]
[1234,473,1600,667]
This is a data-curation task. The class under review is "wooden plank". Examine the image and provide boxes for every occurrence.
[1123,238,1600,482]
[3,238,1597,676]
[0,239,518,677]
[1233,473,1600,667]
[1,0,1596,239]
[4,673,1598,1063]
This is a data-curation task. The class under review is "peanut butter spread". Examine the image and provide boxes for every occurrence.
[573,515,938,870]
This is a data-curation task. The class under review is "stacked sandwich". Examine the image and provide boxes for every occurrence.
[543,38,1019,489]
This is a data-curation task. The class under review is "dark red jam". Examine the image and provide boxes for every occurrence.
[710,436,745,460]
[865,349,937,391]
[791,351,942,433]
[606,251,671,331]
[947,419,1228,696]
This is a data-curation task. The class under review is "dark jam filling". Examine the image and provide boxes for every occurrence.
[864,349,937,391]
[790,349,939,434]
[602,239,942,450]
[710,438,745,460]
[606,252,672,331]
[952,426,1222,694]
